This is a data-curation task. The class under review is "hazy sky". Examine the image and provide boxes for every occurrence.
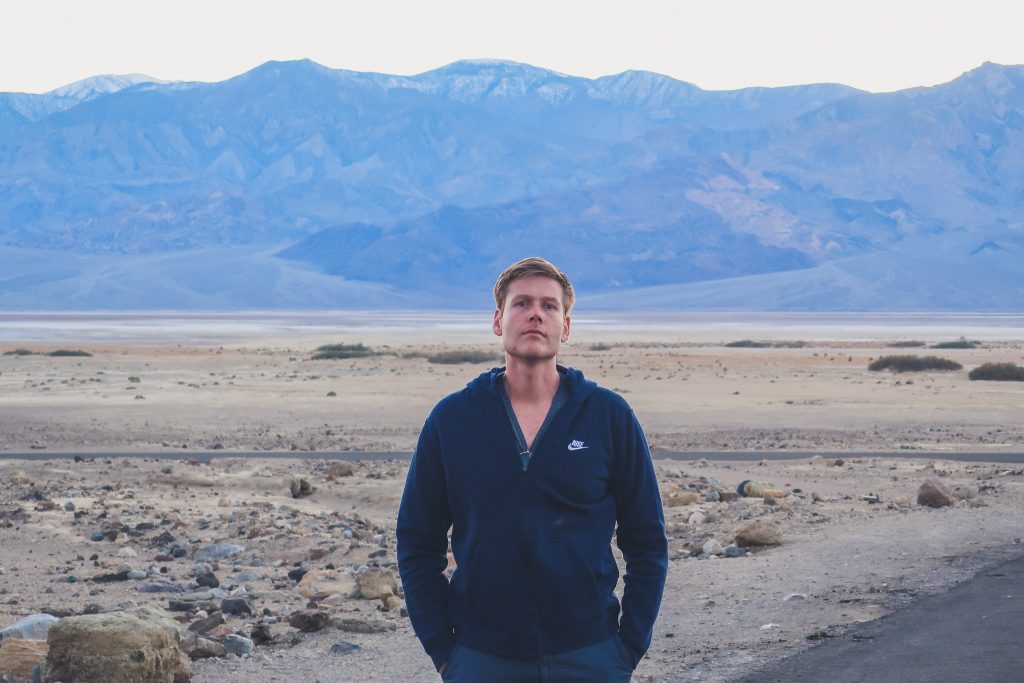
[3,0,1022,94]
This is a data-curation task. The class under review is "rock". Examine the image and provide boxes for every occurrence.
[329,617,397,634]
[381,594,404,612]
[288,610,329,633]
[917,478,956,508]
[687,511,706,525]
[0,614,59,641]
[355,567,398,600]
[723,545,747,558]
[719,491,740,503]
[703,490,721,502]
[665,492,701,507]
[0,638,48,680]
[733,521,783,547]
[138,581,185,594]
[784,593,808,602]
[950,485,974,500]
[287,567,308,583]
[737,480,785,498]
[40,605,191,683]
[195,572,219,589]
[297,569,356,600]
[330,641,361,655]
[187,611,224,635]
[196,543,245,562]
[220,597,255,617]
[63,502,75,512]
[189,636,226,659]
[702,539,724,556]
[249,623,273,645]
[760,623,781,631]
[222,635,254,657]
[117,547,137,558]
[327,462,354,479]
[289,478,313,498]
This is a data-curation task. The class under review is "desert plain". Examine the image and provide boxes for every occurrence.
[0,311,1023,682]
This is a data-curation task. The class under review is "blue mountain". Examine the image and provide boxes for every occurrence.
[0,59,1020,310]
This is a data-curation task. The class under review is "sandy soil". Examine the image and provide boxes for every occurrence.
[1,313,1023,682]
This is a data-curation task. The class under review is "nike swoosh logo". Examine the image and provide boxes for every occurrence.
[568,440,588,451]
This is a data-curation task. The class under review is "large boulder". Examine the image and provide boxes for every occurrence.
[41,605,190,683]
[0,638,48,680]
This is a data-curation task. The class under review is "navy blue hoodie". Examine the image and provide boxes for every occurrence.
[397,366,668,671]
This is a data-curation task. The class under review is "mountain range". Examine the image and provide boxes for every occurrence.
[0,59,1021,310]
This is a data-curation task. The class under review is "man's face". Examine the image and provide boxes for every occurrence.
[492,275,571,363]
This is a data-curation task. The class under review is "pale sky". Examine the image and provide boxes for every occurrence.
[2,0,1022,94]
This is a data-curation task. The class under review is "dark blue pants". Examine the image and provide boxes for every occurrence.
[440,636,634,682]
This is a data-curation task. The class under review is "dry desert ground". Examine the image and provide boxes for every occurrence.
[0,311,1022,682]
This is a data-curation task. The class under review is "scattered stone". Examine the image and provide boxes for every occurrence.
[249,623,273,645]
[950,485,974,500]
[187,611,224,635]
[703,490,721,502]
[289,477,313,498]
[760,623,781,631]
[40,605,191,683]
[917,479,956,508]
[327,462,354,479]
[117,547,137,558]
[784,593,808,602]
[723,545,747,558]
[196,543,246,562]
[220,597,255,617]
[0,614,59,641]
[330,640,361,655]
[687,511,706,526]
[288,610,329,633]
[138,581,185,594]
[63,502,75,512]
[381,594,404,611]
[737,480,785,498]
[188,636,226,659]
[330,617,398,634]
[733,521,783,547]
[0,638,48,680]
[702,539,724,556]
[195,572,220,589]
[297,569,356,600]
[355,567,398,600]
[222,634,255,657]
[666,492,701,507]
[287,567,308,583]
[719,491,740,503]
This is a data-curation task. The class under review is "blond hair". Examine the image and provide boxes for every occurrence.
[493,257,575,314]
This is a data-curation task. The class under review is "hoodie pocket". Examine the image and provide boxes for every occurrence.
[465,538,602,632]
[533,539,603,630]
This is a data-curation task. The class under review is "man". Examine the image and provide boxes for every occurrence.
[397,257,667,682]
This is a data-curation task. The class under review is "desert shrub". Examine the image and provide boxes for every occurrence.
[311,343,375,360]
[426,350,497,365]
[773,341,807,348]
[868,355,962,373]
[888,341,926,348]
[48,349,92,357]
[968,363,1024,382]
[128,376,141,383]
[589,343,614,351]
[725,340,770,348]
[3,349,34,356]
[326,391,338,397]
[931,339,978,349]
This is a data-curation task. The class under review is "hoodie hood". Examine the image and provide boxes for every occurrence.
[467,364,598,403]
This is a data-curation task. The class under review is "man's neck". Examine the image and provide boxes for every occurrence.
[503,357,560,405]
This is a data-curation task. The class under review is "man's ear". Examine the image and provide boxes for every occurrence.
[492,308,503,337]
[561,315,571,343]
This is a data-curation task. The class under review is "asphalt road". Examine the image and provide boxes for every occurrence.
[732,552,1024,683]
[1,450,1022,463]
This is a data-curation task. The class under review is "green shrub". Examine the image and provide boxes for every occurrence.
[888,341,926,348]
[868,355,962,373]
[3,348,34,356]
[128,376,141,383]
[48,349,92,357]
[968,363,1024,381]
[426,350,497,365]
[326,390,338,397]
[311,343,375,360]
[931,339,978,349]
[725,340,770,348]
[589,343,614,351]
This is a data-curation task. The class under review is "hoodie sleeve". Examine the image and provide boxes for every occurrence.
[396,412,455,671]
[610,405,668,669]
